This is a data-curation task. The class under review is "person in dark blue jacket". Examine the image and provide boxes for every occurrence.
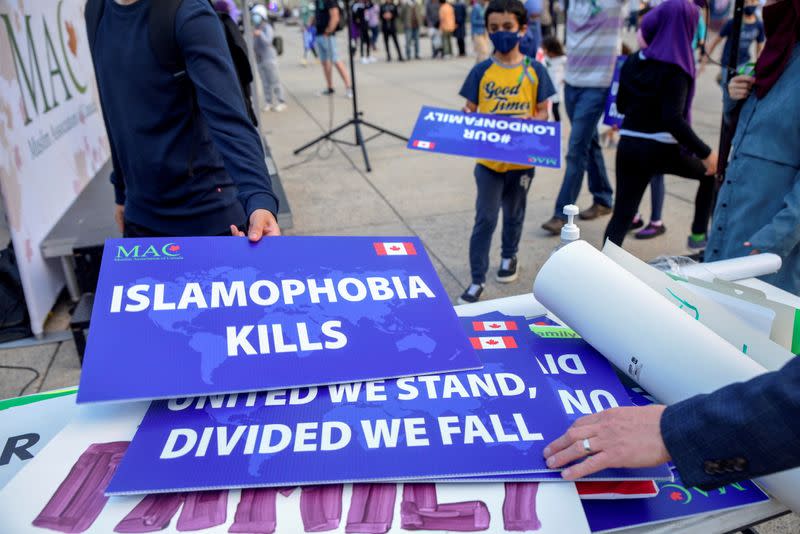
[89,0,280,240]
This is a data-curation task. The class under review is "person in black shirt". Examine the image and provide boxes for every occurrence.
[352,0,374,61]
[312,0,353,95]
[604,0,718,248]
[87,0,280,240]
[381,0,405,61]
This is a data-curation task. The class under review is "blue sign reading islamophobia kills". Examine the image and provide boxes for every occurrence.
[77,236,482,404]
[407,106,562,168]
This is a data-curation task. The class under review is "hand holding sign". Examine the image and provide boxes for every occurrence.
[230,209,281,241]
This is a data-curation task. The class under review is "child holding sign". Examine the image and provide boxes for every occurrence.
[457,0,555,304]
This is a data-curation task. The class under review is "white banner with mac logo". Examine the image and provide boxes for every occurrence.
[0,0,109,334]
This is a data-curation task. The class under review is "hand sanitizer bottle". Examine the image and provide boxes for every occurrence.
[552,205,580,255]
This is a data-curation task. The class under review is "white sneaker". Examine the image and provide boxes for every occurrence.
[271,102,287,112]
[368,56,377,63]
[361,57,369,64]
[345,88,353,99]
[262,105,272,112]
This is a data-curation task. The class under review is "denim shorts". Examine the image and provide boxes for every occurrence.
[316,35,339,62]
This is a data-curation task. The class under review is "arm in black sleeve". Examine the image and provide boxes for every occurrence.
[177,0,279,218]
[659,69,711,159]
[661,356,800,489]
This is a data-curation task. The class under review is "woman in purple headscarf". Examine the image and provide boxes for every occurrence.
[603,0,718,248]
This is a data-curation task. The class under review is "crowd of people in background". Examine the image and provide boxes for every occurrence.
[232,0,796,304]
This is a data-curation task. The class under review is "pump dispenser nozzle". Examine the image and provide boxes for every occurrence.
[561,205,580,243]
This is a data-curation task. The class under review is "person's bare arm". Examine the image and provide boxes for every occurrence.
[703,34,723,62]
[534,101,549,120]
[326,6,339,34]
[755,40,764,59]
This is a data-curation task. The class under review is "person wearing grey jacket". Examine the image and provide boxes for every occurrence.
[400,0,424,59]
[253,13,287,112]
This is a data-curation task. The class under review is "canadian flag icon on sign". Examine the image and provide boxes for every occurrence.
[472,321,518,331]
[469,336,518,350]
[413,140,436,150]
[374,242,417,256]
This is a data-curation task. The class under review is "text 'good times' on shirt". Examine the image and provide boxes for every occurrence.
[459,58,556,172]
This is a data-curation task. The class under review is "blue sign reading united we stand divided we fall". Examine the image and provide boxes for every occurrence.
[106,312,670,495]
[407,106,562,168]
[77,236,482,403]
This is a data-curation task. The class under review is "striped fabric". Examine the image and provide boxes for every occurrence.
[565,0,627,88]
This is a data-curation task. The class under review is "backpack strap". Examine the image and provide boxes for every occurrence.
[84,0,105,53]
[148,0,186,74]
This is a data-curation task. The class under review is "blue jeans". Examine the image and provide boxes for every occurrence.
[649,174,665,221]
[470,164,534,284]
[553,83,614,219]
[405,28,420,59]
[315,35,339,62]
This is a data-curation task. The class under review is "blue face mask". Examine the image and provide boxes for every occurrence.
[490,31,521,54]
[743,5,757,15]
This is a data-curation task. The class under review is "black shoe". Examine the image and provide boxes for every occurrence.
[629,216,645,232]
[634,222,667,240]
[496,257,518,283]
[319,88,335,96]
[457,283,485,304]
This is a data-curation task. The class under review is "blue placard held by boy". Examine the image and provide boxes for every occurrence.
[456,0,556,305]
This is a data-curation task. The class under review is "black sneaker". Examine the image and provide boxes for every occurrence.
[629,215,645,232]
[496,257,518,283]
[457,283,485,304]
[319,88,335,96]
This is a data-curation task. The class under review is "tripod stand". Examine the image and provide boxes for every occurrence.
[293,0,408,172]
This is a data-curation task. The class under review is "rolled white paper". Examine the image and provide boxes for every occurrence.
[681,253,782,282]
[533,240,800,514]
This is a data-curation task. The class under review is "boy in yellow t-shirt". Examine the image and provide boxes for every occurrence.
[456,0,555,304]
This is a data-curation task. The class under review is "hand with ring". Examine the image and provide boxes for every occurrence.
[543,406,671,480]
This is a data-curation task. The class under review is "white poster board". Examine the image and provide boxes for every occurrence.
[0,0,109,334]
[0,387,78,489]
[0,403,591,533]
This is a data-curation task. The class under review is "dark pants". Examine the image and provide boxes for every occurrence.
[648,175,665,221]
[552,102,561,122]
[455,33,466,56]
[123,220,245,238]
[359,25,371,57]
[383,29,403,60]
[469,164,534,284]
[604,137,714,246]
